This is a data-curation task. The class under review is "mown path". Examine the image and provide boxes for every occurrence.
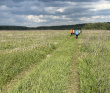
[1,35,80,93]
[67,37,80,93]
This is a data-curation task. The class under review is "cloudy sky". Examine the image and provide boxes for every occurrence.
[0,0,110,27]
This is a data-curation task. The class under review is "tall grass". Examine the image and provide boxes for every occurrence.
[0,30,69,92]
[79,30,110,93]
[8,34,75,93]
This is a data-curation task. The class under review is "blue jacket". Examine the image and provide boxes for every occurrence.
[76,30,79,35]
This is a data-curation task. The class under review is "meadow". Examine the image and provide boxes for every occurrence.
[0,30,110,93]
[79,30,110,93]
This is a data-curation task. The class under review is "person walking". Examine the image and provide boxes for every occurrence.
[79,30,80,35]
[75,30,79,39]
[73,29,75,35]
[70,29,73,36]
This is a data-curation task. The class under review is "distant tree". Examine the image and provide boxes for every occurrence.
[82,22,110,30]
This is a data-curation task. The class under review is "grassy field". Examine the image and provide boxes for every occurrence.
[0,30,110,93]
[79,30,110,93]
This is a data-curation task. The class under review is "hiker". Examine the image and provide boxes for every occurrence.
[73,29,75,35]
[70,29,73,36]
[79,30,80,35]
[75,30,79,39]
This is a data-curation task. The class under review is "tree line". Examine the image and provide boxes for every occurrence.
[0,24,85,30]
[0,26,28,30]
[82,22,110,30]
[0,22,110,30]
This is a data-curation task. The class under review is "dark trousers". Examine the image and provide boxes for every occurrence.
[76,35,78,39]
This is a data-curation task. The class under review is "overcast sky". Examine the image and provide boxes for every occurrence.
[0,0,110,27]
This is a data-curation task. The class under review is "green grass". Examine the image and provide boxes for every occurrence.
[8,34,76,93]
[0,30,110,93]
[0,30,69,92]
[79,30,110,93]
[0,46,54,87]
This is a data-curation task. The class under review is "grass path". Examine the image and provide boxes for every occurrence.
[67,38,80,93]
[1,35,80,93]
[65,35,81,93]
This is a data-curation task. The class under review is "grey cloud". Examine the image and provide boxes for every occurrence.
[96,9,110,16]
[38,0,100,2]
[9,0,100,2]
[0,0,99,16]
[0,0,109,26]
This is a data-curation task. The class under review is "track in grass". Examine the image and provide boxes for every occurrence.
[1,33,80,93]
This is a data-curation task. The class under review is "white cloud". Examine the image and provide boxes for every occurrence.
[44,7,57,14]
[79,15,110,23]
[0,5,9,10]
[92,15,107,19]
[41,15,71,20]
[79,17,94,22]
[26,15,46,22]
[56,8,64,13]
[51,15,60,19]
[89,0,110,11]
[61,15,72,20]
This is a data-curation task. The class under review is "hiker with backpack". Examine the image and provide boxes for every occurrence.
[73,29,75,35]
[79,30,80,35]
[75,30,79,39]
[70,29,73,36]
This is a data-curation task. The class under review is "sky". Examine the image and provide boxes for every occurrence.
[0,0,110,27]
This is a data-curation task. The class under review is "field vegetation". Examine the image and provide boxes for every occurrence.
[79,30,110,93]
[0,30,110,93]
[0,30,70,92]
